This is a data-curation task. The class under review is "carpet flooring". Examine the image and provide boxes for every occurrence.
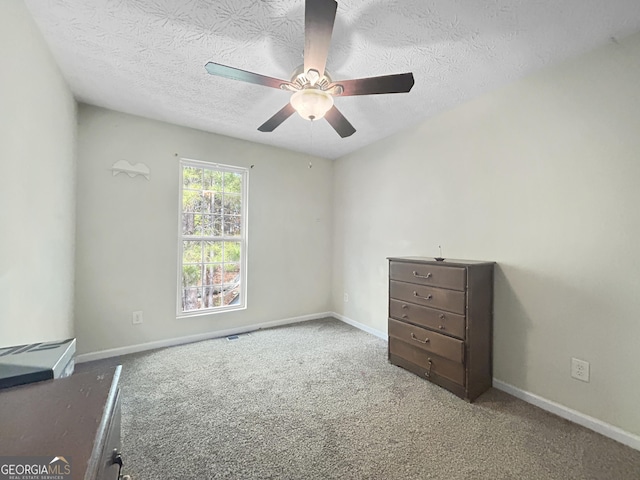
[79,318,640,479]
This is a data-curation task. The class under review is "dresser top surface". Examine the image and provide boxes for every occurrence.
[0,366,121,475]
[388,257,495,267]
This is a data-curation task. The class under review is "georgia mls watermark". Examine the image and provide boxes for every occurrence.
[0,456,71,480]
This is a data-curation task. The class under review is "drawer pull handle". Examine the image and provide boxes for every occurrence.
[438,325,445,330]
[413,292,433,300]
[439,313,445,320]
[413,271,432,279]
[112,449,124,478]
[401,304,408,309]
[402,314,408,319]
[425,358,433,378]
[411,332,430,344]
[112,449,123,468]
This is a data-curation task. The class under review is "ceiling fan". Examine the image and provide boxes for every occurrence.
[204,0,415,138]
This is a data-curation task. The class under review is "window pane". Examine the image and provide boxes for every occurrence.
[223,172,242,194]
[212,193,223,215]
[201,192,214,214]
[223,215,241,236]
[182,287,201,311]
[202,215,222,236]
[183,191,203,212]
[183,241,201,263]
[223,194,241,215]
[182,265,202,288]
[222,263,240,284]
[224,242,241,262]
[183,167,203,190]
[203,264,222,286]
[222,262,240,307]
[204,169,223,192]
[182,213,202,236]
[223,284,241,306]
[204,241,223,262]
[202,286,222,308]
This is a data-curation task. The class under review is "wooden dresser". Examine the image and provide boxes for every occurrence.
[388,257,494,402]
[0,366,125,480]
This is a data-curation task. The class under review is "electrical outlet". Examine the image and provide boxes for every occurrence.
[344,293,349,302]
[132,311,144,325]
[571,357,590,382]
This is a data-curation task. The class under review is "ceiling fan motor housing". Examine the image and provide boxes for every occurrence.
[290,64,332,90]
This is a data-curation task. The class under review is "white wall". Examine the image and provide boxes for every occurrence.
[0,0,76,346]
[332,32,640,436]
[75,105,332,355]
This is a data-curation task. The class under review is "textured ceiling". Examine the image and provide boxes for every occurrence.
[24,0,640,159]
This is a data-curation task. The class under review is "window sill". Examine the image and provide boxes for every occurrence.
[177,304,246,319]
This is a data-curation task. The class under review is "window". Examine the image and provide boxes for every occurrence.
[178,159,248,316]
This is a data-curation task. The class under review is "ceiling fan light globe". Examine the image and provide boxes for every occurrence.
[290,88,334,121]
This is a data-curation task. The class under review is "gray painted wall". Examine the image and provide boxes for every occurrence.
[0,0,76,346]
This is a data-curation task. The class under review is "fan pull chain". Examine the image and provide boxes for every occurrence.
[309,119,314,168]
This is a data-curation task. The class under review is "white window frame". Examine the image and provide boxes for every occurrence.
[176,158,248,318]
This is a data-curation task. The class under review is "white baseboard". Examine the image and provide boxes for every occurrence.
[331,312,387,341]
[75,311,332,363]
[493,379,640,451]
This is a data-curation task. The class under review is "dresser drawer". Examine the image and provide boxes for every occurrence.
[97,390,122,480]
[389,338,464,385]
[390,261,466,291]
[388,318,464,363]
[389,299,466,339]
[390,280,466,315]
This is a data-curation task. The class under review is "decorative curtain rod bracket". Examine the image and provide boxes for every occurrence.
[111,160,150,180]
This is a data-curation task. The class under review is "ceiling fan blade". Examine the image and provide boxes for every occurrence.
[258,104,296,132]
[304,0,337,78]
[324,106,356,138]
[332,73,415,96]
[205,62,290,90]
